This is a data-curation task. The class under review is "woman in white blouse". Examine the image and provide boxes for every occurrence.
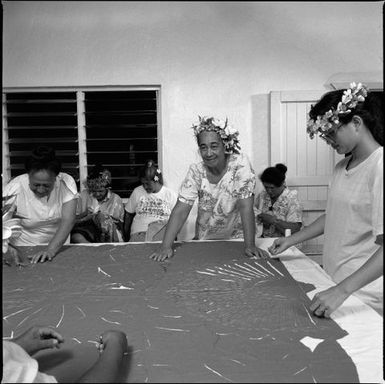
[3,146,78,264]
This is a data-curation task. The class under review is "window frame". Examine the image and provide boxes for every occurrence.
[2,85,162,201]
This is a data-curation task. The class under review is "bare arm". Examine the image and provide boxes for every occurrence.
[150,200,192,261]
[30,199,77,263]
[123,211,135,241]
[238,196,269,258]
[269,214,326,255]
[77,330,128,383]
[310,235,383,317]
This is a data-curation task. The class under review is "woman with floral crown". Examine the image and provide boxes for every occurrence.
[71,164,125,243]
[124,159,178,242]
[150,116,269,262]
[269,83,383,317]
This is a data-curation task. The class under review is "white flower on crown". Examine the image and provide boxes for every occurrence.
[307,82,368,139]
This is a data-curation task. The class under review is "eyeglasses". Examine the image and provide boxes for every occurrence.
[319,123,343,145]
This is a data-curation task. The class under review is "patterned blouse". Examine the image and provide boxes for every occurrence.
[178,153,256,240]
[255,187,302,237]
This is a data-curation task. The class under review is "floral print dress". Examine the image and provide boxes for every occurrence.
[255,187,303,237]
[178,153,256,240]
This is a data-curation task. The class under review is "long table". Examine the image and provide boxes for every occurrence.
[2,239,383,383]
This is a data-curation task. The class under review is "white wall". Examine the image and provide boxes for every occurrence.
[3,1,383,238]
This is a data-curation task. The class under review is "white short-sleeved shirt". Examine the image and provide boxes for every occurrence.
[2,341,57,383]
[125,185,177,234]
[323,146,383,311]
[3,173,78,246]
[178,153,256,240]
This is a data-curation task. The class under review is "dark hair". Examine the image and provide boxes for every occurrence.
[259,163,287,187]
[24,146,62,176]
[309,89,383,145]
[138,159,163,184]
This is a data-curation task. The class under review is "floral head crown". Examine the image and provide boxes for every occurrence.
[307,82,369,139]
[86,169,112,191]
[146,160,162,182]
[192,116,241,154]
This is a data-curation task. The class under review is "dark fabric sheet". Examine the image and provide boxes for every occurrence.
[2,241,358,383]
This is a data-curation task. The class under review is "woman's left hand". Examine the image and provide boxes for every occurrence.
[29,250,56,264]
[309,285,349,318]
[244,246,270,259]
[257,213,276,225]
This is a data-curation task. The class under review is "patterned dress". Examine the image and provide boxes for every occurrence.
[255,187,303,238]
[178,153,256,240]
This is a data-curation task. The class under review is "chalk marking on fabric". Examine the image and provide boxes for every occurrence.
[110,309,125,314]
[312,375,317,383]
[152,364,171,367]
[3,307,33,321]
[76,306,86,318]
[97,267,111,277]
[223,264,257,278]
[253,261,275,277]
[217,266,252,279]
[9,288,24,292]
[294,367,307,375]
[205,268,217,273]
[56,305,65,328]
[282,353,289,359]
[109,254,116,262]
[249,336,264,340]
[155,326,190,332]
[196,270,217,276]
[147,305,159,309]
[145,377,148,383]
[72,337,82,344]
[229,359,246,366]
[162,315,182,318]
[220,279,236,282]
[16,307,44,328]
[266,261,284,277]
[244,262,268,277]
[233,262,258,274]
[100,316,121,325]
[302,304,317,326]
[216,333,232,336]
[204,363,233,382]
[49,277,54,284]
[87,340,99,346]
[232,263,261,277]
[216,269,251,280]
[3,330,14,339]
[206,310,214,314]
[133,349,143,354]
[109,284,134,290]
[143,331,151,348]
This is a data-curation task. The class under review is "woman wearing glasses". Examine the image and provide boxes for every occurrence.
[269,83,383,318]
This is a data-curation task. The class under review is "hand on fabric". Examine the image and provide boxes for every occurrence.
[244,246,270,259]
[257,213,276,225]
[3,245,29,267]
[309,286,350,318]
[28,249,56,264]
[13,326,64,356]
[268,237,290,255]
[98,330,128,355]
[149,247,174,262]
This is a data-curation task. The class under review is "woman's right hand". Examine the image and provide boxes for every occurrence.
[98,330,128,354]
[149,246,174,262]
[268,237,291,256]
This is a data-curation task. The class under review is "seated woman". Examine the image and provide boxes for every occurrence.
[150,116,269,262]
[124,160,178,242]
[3,146,78,264]
[255,163,303,237]
[71,165,125,243]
